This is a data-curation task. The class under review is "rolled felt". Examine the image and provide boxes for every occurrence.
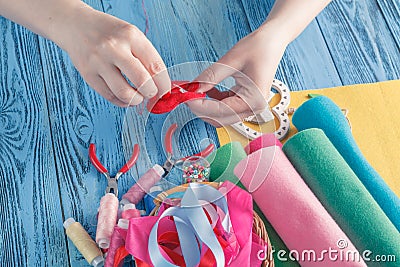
[208,140,299,266]
[234,145,366,267]
[207,141,247,186]
[244,133,282,155]
[245,134,299,267]
[256,209,299,267]
[282,129,400,266]
[292,96,400,230]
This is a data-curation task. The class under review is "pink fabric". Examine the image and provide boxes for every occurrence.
[244,133,282,155]
[234,146,366,267]
[125,216,157,264]
[124,182,264,266]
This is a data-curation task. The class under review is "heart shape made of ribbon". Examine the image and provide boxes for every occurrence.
[147,81,206,114]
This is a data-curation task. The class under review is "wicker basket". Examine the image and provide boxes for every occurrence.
[150,182,274,267]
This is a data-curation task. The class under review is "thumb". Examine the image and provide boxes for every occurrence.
[194,60,239,93]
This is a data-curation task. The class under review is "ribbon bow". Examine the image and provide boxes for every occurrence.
[148,183,231,267]
[125,181,264,267]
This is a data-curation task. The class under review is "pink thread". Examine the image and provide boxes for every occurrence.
[122,209,141,220]
[96,193,119,249]
[122,165,164,204]
[142,0,149,36]
[121,203,141,220]
[104,227,127,267]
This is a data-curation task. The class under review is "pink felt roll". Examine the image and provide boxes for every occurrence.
[234,145,366,267]
[244,133,282,155]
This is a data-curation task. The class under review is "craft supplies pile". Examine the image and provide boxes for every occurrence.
[63,81,400,267]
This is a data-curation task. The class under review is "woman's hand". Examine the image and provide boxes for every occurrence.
[186,24,288,126]
[186,0,332,126]
[53,4,171,107]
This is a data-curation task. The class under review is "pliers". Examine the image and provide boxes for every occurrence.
[162,123,215,176]
[89,143,140,197]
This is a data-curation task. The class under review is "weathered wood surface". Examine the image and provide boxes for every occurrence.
[0,19,68,266]
[0,0,399,266]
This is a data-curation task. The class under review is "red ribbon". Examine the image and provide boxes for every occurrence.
[112,246,130,267]
[147,81,205,114]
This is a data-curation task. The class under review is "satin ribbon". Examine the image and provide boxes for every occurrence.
[125,181,264,267]
[148,183,230,267]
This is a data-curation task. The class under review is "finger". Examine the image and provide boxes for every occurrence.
[131,37,171,97]
[194,62,238,93]
[186,97,254,125]
[114,53,158,99]
[100,65,144,106]
[198,117,225,128]
[229,84,268,114]
[236,64,271,98]
[86,74,127,107]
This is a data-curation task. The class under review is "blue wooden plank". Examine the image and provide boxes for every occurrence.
[0,19,68,266]
[240,0,343,90]
[377,0,400,51]
[316,0,400,84]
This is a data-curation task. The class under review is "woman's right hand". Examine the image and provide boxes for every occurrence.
[52,4,171,107]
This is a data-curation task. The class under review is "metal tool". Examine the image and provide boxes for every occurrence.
[89,143,140,197]
[162,123,215,176]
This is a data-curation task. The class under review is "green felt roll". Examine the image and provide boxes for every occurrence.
[283,129,400,266]
[208,142,299,266]
[207,141,247,187]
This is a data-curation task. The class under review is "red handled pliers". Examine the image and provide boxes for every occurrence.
[89,143,140,197]
[162,124,215,176]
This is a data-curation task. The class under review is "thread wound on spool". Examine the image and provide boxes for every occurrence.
[122,166,163,204]
[149,185,162,193]
[122,207,141,220]
[123,203,136,211]
[96,193,119,249]
[64,218,104,266]
[105,223,127,267]
[144,185,164,215]
[152,164,165,176]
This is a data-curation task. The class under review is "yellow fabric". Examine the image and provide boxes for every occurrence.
[217,80,400,196]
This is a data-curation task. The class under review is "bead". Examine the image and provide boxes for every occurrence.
[182,156,210,184]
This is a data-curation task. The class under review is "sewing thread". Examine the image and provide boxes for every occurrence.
[104,219,129,267]
[96,193,119,249]
[144,185,163,215]
[64,218,104,267]
[141,0,149,35]
[121,203,141,220]
[121,164,164,205]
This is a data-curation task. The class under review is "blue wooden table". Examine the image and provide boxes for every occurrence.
[0,0,399,266]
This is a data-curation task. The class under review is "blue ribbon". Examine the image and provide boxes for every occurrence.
[148,183,230,267]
